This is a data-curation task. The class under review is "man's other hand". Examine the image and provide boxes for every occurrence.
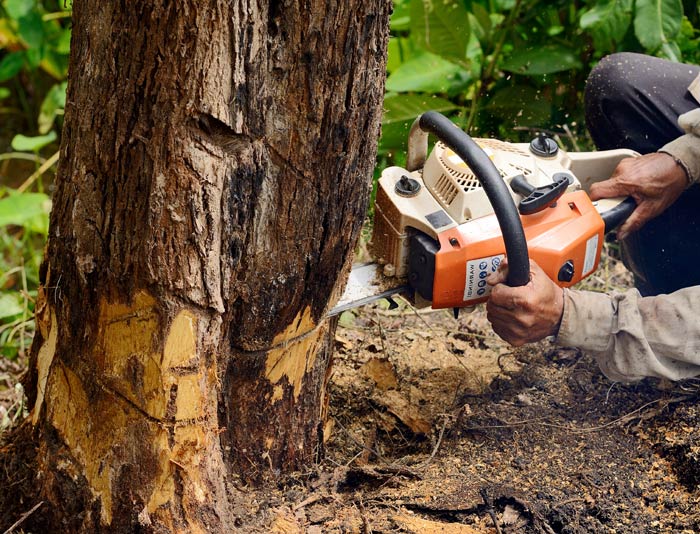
[486,260,564,346]
[589,152,687,239]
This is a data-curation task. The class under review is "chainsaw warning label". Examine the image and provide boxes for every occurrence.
[583,234,599,276]
[464,254,504,301]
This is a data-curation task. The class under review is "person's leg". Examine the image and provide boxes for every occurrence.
[584,53,700,295]
[585,52,699,152]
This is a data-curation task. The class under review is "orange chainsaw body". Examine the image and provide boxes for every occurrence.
[365,128,637,315]
[431,190,604,308]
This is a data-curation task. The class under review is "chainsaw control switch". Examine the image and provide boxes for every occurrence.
[395,175,421,197]
[529,132,558,158]
[557,260,575,282]
[510,174,570,215]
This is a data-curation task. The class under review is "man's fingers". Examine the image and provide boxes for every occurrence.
[486,267,508,286]
[616,203,653,239]
[589,178,629,201]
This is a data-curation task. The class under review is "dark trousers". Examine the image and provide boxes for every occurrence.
[584,52,700,295]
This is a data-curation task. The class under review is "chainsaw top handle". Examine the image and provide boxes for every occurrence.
[416,111,531,288]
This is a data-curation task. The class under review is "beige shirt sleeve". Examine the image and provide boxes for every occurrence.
[656,73,700,183]
[659,108,700,185]
[555,287,700,382]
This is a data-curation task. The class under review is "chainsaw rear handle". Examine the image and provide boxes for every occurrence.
[417,111,530,287]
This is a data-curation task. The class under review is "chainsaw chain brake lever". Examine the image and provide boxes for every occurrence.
[509,173,571,215]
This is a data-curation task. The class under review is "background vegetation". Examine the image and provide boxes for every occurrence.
[380,0,700,168]
[0,0,699,417]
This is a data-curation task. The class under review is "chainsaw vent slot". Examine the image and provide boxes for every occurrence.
[434,173,459,204]
[508,164,533,177]
[479,139,529,155]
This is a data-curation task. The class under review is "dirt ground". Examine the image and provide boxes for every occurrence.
[305,303,700,534]
[2,258,700,533]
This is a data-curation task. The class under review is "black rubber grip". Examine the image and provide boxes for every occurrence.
[509,174,535,196]
[600,197,636,233]
[418,111,530,287]
[512,174,570,215]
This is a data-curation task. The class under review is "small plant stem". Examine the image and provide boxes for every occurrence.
[17,150,59,193]
[20,257,28,357]
[0,153,45,164]
[43,11,72,21]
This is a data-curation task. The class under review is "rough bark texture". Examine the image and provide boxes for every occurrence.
[4,1,391,531]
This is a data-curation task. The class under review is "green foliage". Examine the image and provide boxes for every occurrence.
[0,0,67,360]
[11,129,55,151]
[0,0,70,134]
[379,0,700,159]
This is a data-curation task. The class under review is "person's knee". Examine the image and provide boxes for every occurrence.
[585,53,639,112]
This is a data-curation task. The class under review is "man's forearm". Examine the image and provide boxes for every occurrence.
[556,287,700,381]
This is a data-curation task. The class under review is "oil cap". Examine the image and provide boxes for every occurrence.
[395,175,421,197]
[557,260,575,282]
[529,132,558,158]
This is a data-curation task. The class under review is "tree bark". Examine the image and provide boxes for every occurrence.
[2,1,390,531]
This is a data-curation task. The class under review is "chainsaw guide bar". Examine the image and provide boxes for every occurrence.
[327,263,409,317]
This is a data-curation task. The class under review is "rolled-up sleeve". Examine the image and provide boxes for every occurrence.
[556,287,700,382]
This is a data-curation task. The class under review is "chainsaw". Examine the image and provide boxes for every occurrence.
[328,111,637,318]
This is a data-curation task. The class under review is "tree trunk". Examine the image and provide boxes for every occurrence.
[3,1,390,531]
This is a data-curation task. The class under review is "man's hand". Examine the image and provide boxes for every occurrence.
[589,152,687,239]
[486,260,564,346]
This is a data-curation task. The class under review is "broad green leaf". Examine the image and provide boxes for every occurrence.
[0,291,24,319]
[634,0,682,51]
[11,130,57,151]
[465,30,483,81]
[390,0,411,32]
[25,43,40,68]
[0,191,51,234]
[55,26,71,54]
[17,10,43,49]
[38,81,67,133]
[493,0,515,10]
[467,11,486,45]
[0,51,24,82]
[382,93,458,125]
[470,4,492,42]
[0,18,19,45]
[489,13,505,27]
[380,93,458,152]
[387,33,424,75]
[0,87,10,100]
[580,0,632,51]
[386,52,469,93]
[387,37,403,74]
[501,45,582,75]
[3,0,34,20]
[660,40,681,62]
[409,0,470,68]
[486,85,552,127]
[40,48,68,79]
